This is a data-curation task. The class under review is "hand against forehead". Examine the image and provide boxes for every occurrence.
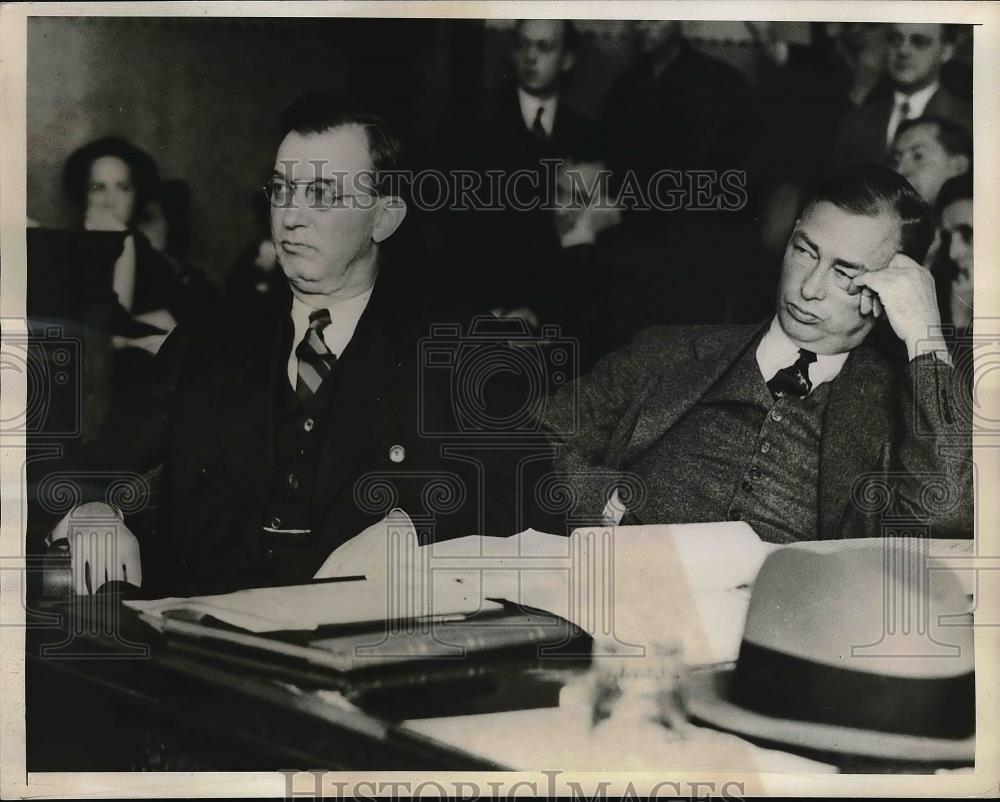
[849,254,943,357]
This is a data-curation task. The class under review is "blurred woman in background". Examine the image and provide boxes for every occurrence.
[62,136,217,394]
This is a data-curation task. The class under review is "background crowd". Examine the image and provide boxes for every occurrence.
[30,19,974,381]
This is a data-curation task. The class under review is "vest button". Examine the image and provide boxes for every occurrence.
[270,516,282,529]
[303,418,315,432]
[749,466,761,479]
[760,441,771,454]
[288,473,300,491]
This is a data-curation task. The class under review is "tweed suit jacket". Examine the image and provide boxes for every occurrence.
[541,323,972,540]
[832,85,972,168]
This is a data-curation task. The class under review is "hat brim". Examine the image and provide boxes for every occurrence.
[686,667,975,764]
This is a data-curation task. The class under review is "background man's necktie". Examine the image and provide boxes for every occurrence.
[766,348,817,399]
[295,308,337,403]
[531,106,547,142]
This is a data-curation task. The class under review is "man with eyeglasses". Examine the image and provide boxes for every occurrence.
[541,165,971,543]
[833,23,970,168]
[47,93,562,597]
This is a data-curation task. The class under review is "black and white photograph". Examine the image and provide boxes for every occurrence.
[1,2,998,797]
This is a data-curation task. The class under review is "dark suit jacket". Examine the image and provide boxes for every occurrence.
[541,323,972,540]
[461,85,604,167]
[833,85,972,168]
[435,86,603,311]
[83,271,563,595]
[603,43,755,183]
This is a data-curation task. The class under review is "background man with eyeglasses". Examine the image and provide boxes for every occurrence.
[833,23,971,168]
[47,93,563,597]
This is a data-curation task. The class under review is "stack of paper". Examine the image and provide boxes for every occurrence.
[125,577,501,633]
[318,515,774,666]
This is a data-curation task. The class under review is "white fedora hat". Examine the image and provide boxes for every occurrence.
[686,539,975,764]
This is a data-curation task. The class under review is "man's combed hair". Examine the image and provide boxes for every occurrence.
[810,164,935,264]
[278,92,403,195]
[896,115,972,159]
[935,172,973,217]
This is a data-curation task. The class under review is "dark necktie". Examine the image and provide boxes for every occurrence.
[766,349,817,399]
[295,308,337,403]
[899,98,911,120]
[531,106,547,142]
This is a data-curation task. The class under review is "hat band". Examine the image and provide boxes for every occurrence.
[729,641,975,739]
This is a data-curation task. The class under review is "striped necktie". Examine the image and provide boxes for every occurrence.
[766,348,817,399]
[295,308,337,403]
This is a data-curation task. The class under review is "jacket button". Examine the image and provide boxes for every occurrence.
[760,441,771,454]
[270,516,282,529]
[303,418,315,432]
[287,473,300,491]
[389,444,406,463]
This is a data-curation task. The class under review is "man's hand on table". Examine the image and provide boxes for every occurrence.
[48,502,143,594]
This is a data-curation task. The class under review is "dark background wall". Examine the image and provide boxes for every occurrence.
[27,16,460,282]
[25,17,813,285]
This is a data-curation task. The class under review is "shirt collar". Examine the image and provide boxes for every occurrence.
[756,316,850,391]
[517,87,558,135]
[894,82,939,115]
[287,285,374,388]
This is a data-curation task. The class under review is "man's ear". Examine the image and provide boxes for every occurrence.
[559,50,576,75]
[372,196,407,244]
[941,41,955,64]
[947,153,970,178]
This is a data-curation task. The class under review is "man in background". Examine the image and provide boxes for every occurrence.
[602,20,756,323]
[892,115,971,207]
[439,19,602,320]
[834,23,971,167]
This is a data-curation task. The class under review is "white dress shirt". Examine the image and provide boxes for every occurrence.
[756,316,849,392]
[517,87,558,137]
[886,82,939,146]
[286,287,373,389]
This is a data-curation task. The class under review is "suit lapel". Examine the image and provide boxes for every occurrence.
[311,277,418,524]
[818,341,894,538]
[620,325,761,466]
[870,97,893,163]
